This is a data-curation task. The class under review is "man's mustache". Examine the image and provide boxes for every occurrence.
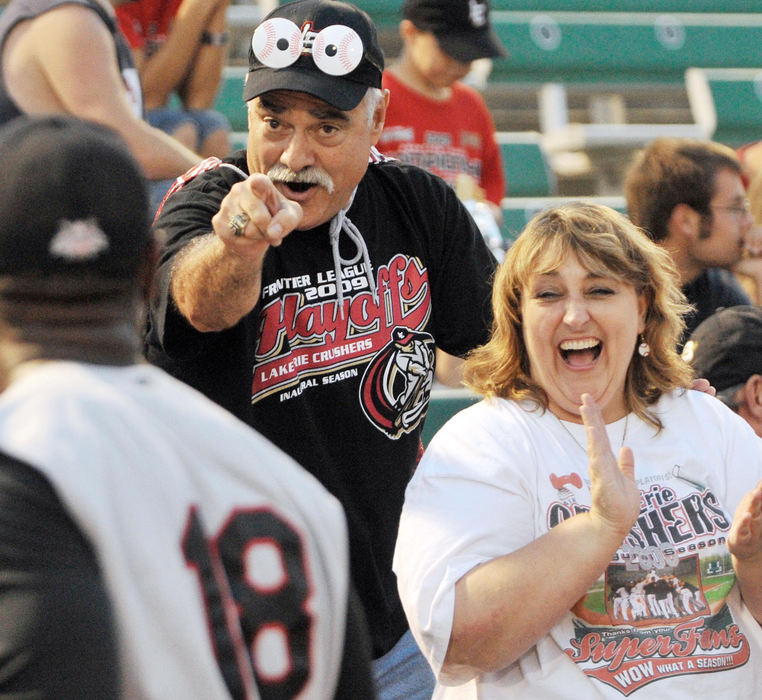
[267,165,335,194]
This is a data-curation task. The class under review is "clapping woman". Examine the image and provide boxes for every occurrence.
[394,202,762,698]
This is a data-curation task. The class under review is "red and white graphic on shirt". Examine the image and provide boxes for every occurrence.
[551,479,752,695]
[359,326,435,439]
[252,255,433,428]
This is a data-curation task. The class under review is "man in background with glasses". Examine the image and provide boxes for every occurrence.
[145,1,496,697]
[624,137,762,348]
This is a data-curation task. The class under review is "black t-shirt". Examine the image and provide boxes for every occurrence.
[146,152,496,657]
[681,267,751,348]
[0,450,118,698]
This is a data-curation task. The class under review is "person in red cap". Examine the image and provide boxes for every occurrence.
[145,1,497,697]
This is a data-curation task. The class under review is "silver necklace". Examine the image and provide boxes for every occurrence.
[556,413,629,454]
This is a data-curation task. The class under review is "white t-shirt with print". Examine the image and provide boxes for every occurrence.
[394,389,762,699]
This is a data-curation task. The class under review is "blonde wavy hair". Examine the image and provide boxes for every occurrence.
[463,202,694,430]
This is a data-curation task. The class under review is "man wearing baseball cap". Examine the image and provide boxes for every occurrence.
[145,1,497,697]
[683,305,762,437]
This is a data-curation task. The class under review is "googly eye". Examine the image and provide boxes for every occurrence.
[312,25,363,76]
[252,18,302,69]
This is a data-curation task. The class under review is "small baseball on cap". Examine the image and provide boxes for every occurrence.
[0,115,151,279]
[402,0,507,63]
[245,0,384,111]
[682,305,762,406]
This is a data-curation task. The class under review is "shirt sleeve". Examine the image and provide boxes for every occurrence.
[143,162,258,420]
[413,170,497,357]
[393,401,536,683]
[145,160,244,362]
[0,451,118,698]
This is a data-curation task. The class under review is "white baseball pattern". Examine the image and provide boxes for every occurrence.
[312,25,363,76]
[252,18,302,68]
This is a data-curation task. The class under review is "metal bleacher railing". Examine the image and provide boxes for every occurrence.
[484,10,762,194]
[686,67,762,149]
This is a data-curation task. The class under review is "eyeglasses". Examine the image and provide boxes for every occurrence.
[710,199,752,218]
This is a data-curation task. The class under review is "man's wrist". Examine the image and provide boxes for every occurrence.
[200,30,231,46]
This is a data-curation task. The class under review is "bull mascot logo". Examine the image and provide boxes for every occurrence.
[360,326,435,438]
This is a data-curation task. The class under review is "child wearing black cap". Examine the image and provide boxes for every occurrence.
[379,0,507,210]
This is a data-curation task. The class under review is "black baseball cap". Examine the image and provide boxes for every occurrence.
[244,0,384,111]
[0,115,151,279]
[403,0,507,63]
[682,305,762,407]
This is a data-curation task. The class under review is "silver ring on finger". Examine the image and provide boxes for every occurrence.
[228,212,249,237]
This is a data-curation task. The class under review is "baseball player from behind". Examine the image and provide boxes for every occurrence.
[0,115,374,698]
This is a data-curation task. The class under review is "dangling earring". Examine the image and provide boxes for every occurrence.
[638,335,650,357]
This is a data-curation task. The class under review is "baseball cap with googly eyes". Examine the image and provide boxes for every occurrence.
[244,0,384,111]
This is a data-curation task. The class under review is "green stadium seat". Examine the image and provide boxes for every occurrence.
[349,0,401,29]
[497,131,557,197]
[687,67,762,148]
[281,1,762,28]
[499,195,627,245]
[422,388,480,448]
[488,12,762,85]
[215,65,249,133]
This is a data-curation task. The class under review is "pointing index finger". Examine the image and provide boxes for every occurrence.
[247,174,303,244]
[248,173,302,246]
[247,174,284,216]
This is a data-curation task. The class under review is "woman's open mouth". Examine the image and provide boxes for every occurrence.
[559,338,602,367]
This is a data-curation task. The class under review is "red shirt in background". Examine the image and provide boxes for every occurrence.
[115,0,181,52]
[380,70,506,206]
